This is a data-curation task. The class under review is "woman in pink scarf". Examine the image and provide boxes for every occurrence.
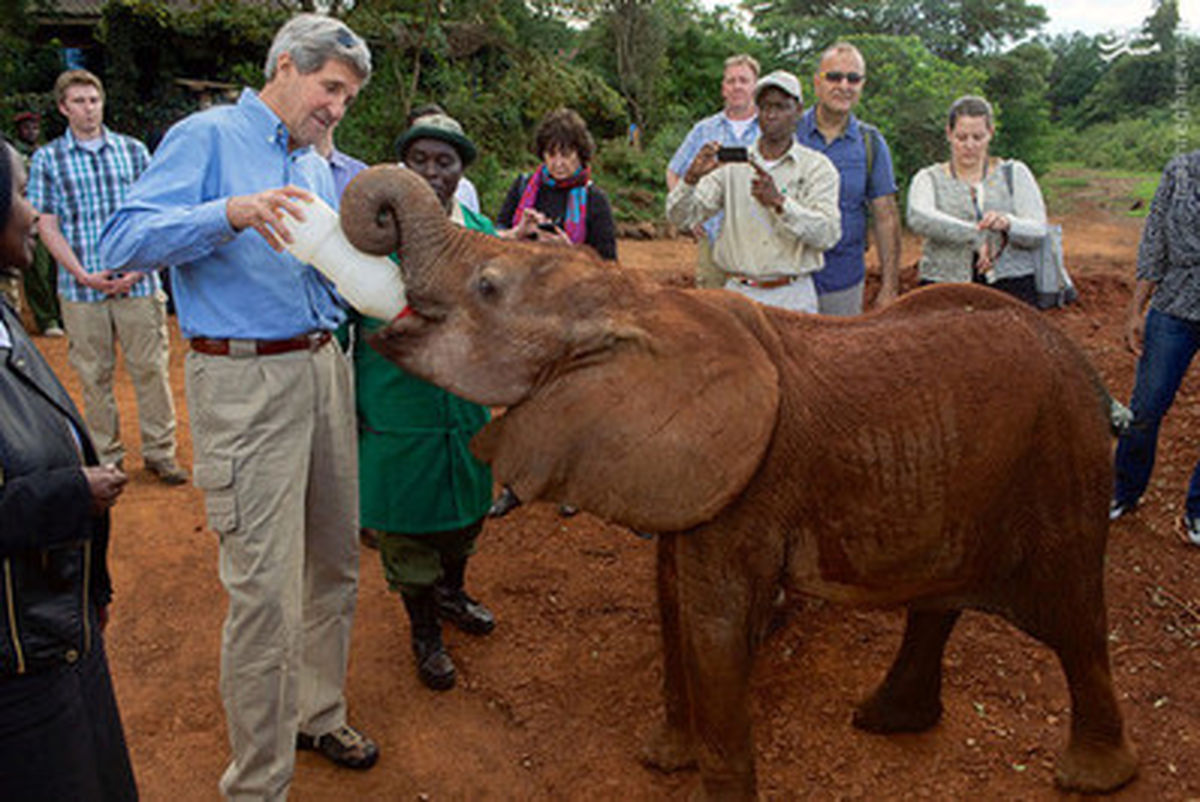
[498,108,617,261]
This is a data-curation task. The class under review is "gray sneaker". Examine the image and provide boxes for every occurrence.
[145,457,188,486]
[1109,500,1136,521]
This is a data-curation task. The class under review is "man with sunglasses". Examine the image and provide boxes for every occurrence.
[798,42,901,315]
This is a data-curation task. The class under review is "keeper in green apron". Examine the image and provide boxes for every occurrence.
[353,113,496,691]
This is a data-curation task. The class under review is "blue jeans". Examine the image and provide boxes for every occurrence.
[1113,308,1200,518]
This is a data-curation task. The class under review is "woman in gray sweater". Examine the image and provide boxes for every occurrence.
[906,95,1048,305]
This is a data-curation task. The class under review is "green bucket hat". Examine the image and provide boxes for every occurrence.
[394,113,477,167]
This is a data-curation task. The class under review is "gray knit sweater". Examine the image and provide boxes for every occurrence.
[907,159,1048,284]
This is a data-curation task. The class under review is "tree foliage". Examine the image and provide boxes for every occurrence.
[819,35,987,187]
[747,0,1047,62]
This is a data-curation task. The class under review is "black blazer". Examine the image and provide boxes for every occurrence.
[0,301,112,675]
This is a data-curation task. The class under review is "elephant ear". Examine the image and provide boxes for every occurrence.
[472,289,779,533]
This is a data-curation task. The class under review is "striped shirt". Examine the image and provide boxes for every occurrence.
[28,127,159,303]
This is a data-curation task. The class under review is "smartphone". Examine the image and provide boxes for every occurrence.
[716,146,749,163]
[537,221,559,233]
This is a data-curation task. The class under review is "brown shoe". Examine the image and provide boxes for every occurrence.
[145,457,188,485]
[296,725,379,770]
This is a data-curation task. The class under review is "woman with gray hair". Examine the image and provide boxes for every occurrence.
[906,95,1049,305]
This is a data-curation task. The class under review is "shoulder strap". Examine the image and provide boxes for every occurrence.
[1002,159,1014,195]
[860,121,877,178]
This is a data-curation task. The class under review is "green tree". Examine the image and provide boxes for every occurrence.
[811,35,987,188]
[980,42,1053,173]
[748,0,1048,62]
[1044,33,1106,123]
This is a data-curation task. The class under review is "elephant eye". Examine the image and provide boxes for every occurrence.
[475,275,499,300]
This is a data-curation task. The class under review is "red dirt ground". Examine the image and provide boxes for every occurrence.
[33,197,1200,801]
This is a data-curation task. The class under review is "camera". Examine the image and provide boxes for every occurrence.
[716,146,749,163]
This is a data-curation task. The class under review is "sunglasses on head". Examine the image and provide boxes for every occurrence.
[820,71,864,85]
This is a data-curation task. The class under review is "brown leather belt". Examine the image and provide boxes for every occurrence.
[729,274,799,289]
[190,331,332,357]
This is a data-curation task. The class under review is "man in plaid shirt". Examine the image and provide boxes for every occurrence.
[30,69,185,484]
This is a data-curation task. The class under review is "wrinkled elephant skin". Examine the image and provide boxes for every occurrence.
[340,166,1139,800]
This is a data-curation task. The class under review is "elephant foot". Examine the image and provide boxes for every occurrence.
[1055,737,1138,794]
[695,771,756,802]
[639,722,697,773]
[852,687,943,734]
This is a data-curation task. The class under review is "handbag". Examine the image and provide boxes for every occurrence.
[1034,223,1078,309]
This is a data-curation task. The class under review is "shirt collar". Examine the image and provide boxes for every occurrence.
[754,137,803,165]
[64,126,110,151]
[238,88,309,154]
[800,107,861,143]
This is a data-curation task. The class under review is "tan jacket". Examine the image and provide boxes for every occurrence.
[666,139,841,278]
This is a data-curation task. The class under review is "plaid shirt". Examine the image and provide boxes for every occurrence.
[28,127,159,303]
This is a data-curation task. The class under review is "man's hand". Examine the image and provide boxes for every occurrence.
[226,186,314,252]
[78,269,131,295]
[1124,311,1146,355]
[750,163,785,213]
[84,463,128,517]
[683,142,722,185]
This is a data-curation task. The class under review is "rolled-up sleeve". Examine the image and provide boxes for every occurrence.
[99,118,238,272]
[666,174,724,230]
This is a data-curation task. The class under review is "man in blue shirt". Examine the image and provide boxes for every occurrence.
[100,14,378,799]
[797,42,901,315]
[667,54,760,288]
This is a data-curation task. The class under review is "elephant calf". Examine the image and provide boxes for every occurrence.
[341,166,1138,800]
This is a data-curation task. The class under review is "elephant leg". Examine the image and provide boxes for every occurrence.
[1005,573,1137,794]
[640,534,697,773]
[677,543,760,802]
[853,608,960,734]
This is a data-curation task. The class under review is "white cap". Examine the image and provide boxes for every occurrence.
[755,70,803,104]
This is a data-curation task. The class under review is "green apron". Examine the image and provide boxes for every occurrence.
[353,205,496,534]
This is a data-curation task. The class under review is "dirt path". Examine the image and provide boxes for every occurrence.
[42,201,1200,800]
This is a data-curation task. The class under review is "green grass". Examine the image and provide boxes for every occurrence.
[1042,164,1160,218]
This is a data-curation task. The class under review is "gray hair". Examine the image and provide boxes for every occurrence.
[819,41,865,70]
[264,13,372,83]
[947,95,994,130]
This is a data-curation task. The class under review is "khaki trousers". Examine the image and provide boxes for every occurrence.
[187,340,360,802]
[694,238,727,289]
[60,293,176,464]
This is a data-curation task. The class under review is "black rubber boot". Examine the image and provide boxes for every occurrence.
[434,557,496,636]
[401,591,456,691]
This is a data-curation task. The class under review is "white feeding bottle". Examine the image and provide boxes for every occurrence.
[281,195,407,321]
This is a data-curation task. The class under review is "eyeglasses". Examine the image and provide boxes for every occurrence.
[820,71,864,85]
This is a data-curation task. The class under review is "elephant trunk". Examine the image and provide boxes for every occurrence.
[339,165,456,288]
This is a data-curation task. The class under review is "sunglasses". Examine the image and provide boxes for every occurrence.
[820,71,864,85]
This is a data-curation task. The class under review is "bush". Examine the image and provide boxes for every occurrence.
[1048,111,1200,173]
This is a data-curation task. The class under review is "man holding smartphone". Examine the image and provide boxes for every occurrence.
[666,70,841,313]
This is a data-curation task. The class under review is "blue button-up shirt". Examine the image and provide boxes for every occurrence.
[28,127,159,303]
[99,89,343,339]
[667,111,760,242]
[797,108,898,292]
